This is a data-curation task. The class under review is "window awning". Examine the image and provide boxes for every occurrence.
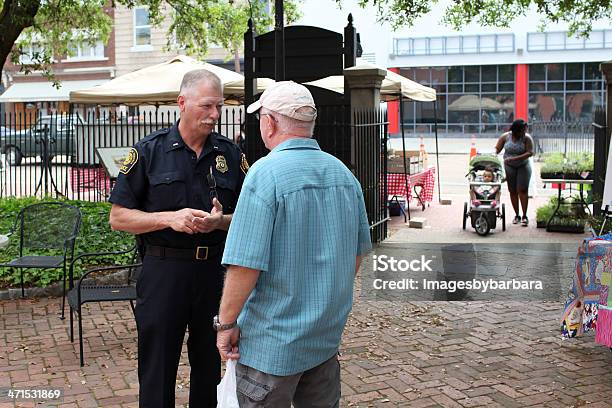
[0,80,109,103]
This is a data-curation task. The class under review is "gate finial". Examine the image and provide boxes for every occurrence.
[347,13,353,25]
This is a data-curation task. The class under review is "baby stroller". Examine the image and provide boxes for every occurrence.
[462,154,506,236]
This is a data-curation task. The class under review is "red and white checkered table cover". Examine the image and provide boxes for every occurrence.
[70,167,111,193]
[386,167,436,203]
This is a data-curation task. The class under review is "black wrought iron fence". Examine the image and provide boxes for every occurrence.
[353,108,388,244]
[592,106,608,216]
[530,120,595,157]
[0,109,243,201]
[0,107,389,242]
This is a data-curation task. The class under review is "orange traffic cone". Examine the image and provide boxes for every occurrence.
[469,135,477,159]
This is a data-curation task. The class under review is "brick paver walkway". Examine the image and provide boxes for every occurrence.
[1,150,609,407]
[1,284,611,407]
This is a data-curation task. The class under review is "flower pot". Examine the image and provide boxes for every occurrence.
[546,217,586,233]
[546,224,585,233]
[540,171,563,179]
[562,172,582,180]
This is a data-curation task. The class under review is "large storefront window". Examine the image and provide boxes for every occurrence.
[398,65,515,135]
[528,62,605,123]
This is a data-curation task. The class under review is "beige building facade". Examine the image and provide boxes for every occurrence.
[113,4,232,78]
[0,3,241,125]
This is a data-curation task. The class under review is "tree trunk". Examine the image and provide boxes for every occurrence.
[0,0,41,77]
[233,48,241,74]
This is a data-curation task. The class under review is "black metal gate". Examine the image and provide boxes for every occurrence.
[240,15,388,242]
[243,16,357,164]
[593,106,609,216]
[310,104,388,243]
[353,108,388,243]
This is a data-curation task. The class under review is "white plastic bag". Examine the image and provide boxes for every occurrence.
[217,359,239,408]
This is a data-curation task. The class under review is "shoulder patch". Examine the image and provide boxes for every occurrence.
[119,148,139,175]
[240,153,250,175]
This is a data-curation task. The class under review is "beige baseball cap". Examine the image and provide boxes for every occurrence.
[246,81,317,122]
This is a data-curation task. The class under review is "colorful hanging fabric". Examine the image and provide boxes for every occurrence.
[595,251,612,347]
[561,237,612,345]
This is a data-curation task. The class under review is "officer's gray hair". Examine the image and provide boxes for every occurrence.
[179,69,223,95]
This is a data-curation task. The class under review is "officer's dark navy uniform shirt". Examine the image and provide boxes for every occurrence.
[109,122,246,248]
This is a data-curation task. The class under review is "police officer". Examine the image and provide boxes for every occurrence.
[109,69,248,408]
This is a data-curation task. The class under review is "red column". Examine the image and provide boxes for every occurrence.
[515,64,529,122]
[388,67,400,134]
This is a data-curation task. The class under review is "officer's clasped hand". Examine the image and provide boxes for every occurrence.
[170,208,209,235]
[192,197,224,233]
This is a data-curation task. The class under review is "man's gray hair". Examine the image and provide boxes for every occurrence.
[263,107,316,136]
[179,69,223,95]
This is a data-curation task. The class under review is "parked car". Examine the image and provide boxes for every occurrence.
[0,114,84,166]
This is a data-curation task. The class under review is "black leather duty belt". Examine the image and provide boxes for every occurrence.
[145,243,224,261]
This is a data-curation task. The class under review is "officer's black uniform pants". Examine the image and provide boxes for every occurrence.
[135,255,224,408]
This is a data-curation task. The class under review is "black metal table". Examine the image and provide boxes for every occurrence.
[542,179,593,232]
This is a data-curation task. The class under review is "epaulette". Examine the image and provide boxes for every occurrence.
[139,127,171,145]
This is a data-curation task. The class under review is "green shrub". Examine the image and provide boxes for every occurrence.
[588,214,612,235]
[576,152,594,173]
[0,197,133,288]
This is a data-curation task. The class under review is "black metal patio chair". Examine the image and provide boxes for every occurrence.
[0,202,81,319]
[67,245,141,366]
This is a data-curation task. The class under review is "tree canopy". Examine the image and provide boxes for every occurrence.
[356,0,610,35]
[0,0,300,80]
[1,0,610,82]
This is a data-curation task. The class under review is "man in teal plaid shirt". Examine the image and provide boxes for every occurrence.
[215,81,372,407]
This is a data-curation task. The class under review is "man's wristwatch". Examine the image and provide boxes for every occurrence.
[213,315,237,331]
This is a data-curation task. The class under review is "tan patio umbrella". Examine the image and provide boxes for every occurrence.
[480,97,503,110]
[448,95,502,111]
[380,67,436,102]
[209,63,438,103]
[69,55,244,105]
[304,63,440,205]
[302,63,437,102]
[223,77,276,98]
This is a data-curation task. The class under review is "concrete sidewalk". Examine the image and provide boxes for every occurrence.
[388,137,499,155]
[388,153,591,244]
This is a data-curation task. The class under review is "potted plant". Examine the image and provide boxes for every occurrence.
[547,217,586,233]
[544,194,589,233]
[543,152,565,164]
[540,153,565,179]
[536,203,554,228]
[575,152,594,180]
[540,152,594,180]
[562,160,581,180]
[540,162,563,179]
